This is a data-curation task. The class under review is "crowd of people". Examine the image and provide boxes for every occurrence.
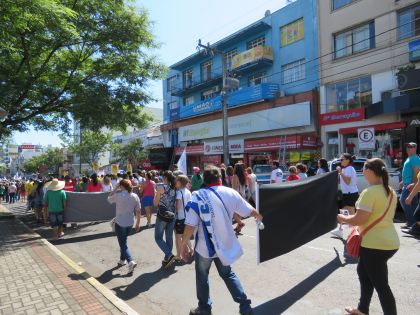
[3,147,418,315]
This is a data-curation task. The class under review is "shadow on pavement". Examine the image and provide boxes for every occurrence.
[96,265,122,284]
[50,230,115,244]
[253,249,345,315]
[111,268,178,300]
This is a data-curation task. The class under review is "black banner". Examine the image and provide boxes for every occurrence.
[259,172,338,263]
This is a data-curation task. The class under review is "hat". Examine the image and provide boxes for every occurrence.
[45,178,65,191]
[406,142,417,148]
[193,166,200,174]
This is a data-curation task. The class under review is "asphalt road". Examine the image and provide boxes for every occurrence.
[8,202,420,315]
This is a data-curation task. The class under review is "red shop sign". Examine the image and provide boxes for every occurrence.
[245,136,305,152]
[201,155,221,165]
[140,159,152,169]
[302,136,317,148]
[175,145,204,155]
[320,108,365,126]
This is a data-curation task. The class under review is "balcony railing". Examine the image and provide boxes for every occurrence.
[169,83,279,121]
[170,70,223,97]
[231,46,274,74]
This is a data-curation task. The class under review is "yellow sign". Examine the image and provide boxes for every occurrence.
[290,152,300,163]
[92,162,99,172]
[111,164,118,175]
[232,46,273,70]
[281,18,304,46]
[127,163,133,174]
[301,152,311,161]
[62,170,68,177]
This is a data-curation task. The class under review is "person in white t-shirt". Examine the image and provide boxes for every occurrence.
[181,166,263,315]
[270,161,283,184]
[331,153,359,239]
[174,175,193,262]
[102,175,113,192]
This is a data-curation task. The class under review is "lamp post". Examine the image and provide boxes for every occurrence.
[196,40,239,166]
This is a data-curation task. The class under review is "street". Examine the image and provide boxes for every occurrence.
[6,202,420,315]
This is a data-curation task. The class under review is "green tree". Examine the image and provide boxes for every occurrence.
[0,0,166,139]
[112,139,148,165]
[22,148,64,173]
[69,130,112,166]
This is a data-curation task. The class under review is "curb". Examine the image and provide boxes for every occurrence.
[15,218,140,315]
[0,204,15,220]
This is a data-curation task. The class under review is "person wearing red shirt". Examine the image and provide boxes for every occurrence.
[63,176,75,192]
[87,173,103,192]
[286,166,300,181]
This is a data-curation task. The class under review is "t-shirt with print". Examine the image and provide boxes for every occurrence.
[341,166,358,194]
[185,186,254,259]
[176,187,192,220]
[402,155,420,185]
[270,168,283,183]
[356,185,399,250]
[44,190,67,213]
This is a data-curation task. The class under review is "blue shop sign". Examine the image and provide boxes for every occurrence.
[180,96,222,118]
[409,39,420,62]
[170,107,180,120]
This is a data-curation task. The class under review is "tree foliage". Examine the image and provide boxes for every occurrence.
[0,0,166,139]
[112,138,148,165]
[22,148,63,173]
[69,130,112,166]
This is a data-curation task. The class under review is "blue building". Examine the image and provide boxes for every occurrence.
[162,0,321,171]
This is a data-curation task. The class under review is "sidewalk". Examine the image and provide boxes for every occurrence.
[0,218,133,315]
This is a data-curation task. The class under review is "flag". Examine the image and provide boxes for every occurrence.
[176,146,187,175]
[92,161,99,173]
[258,172,338,263]
[127,162,133,173]
[111,164,118,175]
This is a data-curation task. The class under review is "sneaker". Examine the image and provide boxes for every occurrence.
[117,260,127,266]
[330,228,343,239]
[189,307,212,315]
[164,255,176,268]
[128,261,137,273]
[402,223,420,236]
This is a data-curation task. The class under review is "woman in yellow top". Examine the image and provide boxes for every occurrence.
[337,158,399,315]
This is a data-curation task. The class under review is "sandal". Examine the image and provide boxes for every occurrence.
[345,307,367,315]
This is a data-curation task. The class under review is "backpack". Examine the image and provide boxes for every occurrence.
[157,185,177,222]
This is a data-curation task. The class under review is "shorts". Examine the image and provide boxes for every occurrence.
[142,196,154,207]
[342,192,359,207]
[49,212,64,228]
[174,219,185,234]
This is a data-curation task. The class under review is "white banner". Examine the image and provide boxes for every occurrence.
[358,128,375,150]
[203,140,244,155]
[176,146,187,174]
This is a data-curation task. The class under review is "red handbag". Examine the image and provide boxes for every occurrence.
[346,193,394,258]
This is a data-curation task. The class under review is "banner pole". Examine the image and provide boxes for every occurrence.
[256,183,261,265]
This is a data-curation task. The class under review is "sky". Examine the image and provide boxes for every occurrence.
[14,0,289,147]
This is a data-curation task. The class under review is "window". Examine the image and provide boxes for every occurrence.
[167,101,178,110]
[282,59,305,84]
[248,72,267,86]
[332,0,355,11]
[225,49,237,70]
[247,37,265,49]
[167,76,176,92]
[334,22,374,59]
[183,69,193,88]
[183,96,194,106]
[397,5,420,40]
[201,60,213,82]
[325,76,372,112]
[201,87,218,101]
[281,18,304,46]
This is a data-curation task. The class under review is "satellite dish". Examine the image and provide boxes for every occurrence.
[264,10,271,17]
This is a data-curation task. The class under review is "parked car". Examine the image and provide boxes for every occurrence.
[328,158,401,196]
[253,164,288,184]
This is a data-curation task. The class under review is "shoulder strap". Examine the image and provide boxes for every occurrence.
[361,192,394,237]
[206,187,230,218]
[181,189,186,217]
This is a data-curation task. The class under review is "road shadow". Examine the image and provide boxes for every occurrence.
[96,265,123,284]
[253,248,345,315]
[111,267,178,300]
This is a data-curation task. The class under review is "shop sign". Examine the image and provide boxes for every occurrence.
[409,118,420,127]
[245,135,313,152]
[178,102,311,141]
[140,159,152,169]
[358,128,375,150]
[175,145,204,155]
[232,46,274,70]
[201,155,221,165]
[409,39,420,62]
[180,97,222,119]
[320,108,365,126]
[19,144,36,150]
[203,140,244,155]
[302,136,317,148]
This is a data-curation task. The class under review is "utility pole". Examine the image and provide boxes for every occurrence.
[196,40,238,166]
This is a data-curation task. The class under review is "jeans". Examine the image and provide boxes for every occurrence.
[154,217,175,260]
[115,223,133,262]
[9,193,15,204]
[357,247,398,315]
[399,186,418,225]
[195,252,251,313]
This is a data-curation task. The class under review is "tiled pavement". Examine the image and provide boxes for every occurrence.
[0,219,123,315]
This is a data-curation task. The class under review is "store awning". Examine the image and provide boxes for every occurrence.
[339,122,406,134]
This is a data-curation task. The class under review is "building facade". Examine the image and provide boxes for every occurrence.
[161,0,320,172]
[318,0,420,166]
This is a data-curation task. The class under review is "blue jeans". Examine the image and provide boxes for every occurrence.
[154,217,175,260]
[195,252,251,313]
[115,223,133,262]
[399,186,418,225]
